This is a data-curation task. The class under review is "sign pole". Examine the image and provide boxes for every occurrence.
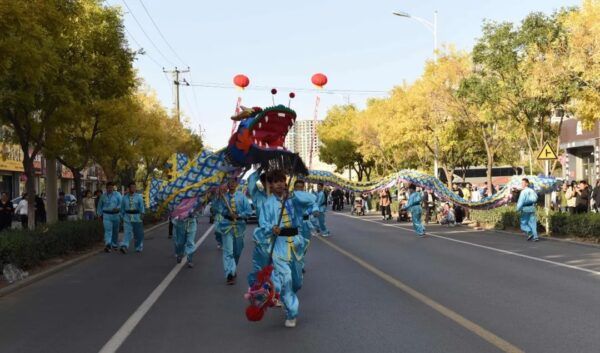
[545,159,550,235]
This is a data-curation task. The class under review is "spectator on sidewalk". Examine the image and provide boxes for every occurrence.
[0,192,14,232]
[83,190,96,221]
[35,194,46,225]
[58,192,68,221]
[15,193,28,229]
[575,180,590,214]
[559,183,568,213]
[379,188,391,220]
[591,180,600,212]
[565,181,577,213]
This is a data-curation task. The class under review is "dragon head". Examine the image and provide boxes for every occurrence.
[226,104,307,174]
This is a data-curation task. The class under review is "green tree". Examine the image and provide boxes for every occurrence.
[0,0,83,229]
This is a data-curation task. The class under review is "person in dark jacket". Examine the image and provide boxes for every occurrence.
[575,180,590,214]
[0,192,14,232]
[591,180,600,212]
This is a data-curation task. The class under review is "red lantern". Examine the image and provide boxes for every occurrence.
[311,73,328,88]
[233,74,250,90]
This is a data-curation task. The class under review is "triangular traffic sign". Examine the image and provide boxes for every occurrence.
[537,142,558,160]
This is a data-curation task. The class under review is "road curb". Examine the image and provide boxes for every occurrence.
[0,221,168,298]
[490,228,600,249]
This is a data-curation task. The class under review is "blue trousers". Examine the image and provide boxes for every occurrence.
[314,213,329,235]
[246,241,281,292]
[215,227,223,246]
[520,212,538,239]
[410,209,425,235]
[222,233,244,277]
[103,216,120,247]
[273,254,304,320]
[174,219,197,261]
[121,221,144,251]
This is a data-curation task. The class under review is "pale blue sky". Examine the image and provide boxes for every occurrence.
[107,0,581,148]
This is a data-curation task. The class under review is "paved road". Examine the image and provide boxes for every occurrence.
[1,211,599,353]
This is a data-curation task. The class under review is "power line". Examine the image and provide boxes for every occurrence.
[124,27,163,69]
[137,0,188,67]
[120,0,176,67]
[188,82,389,96]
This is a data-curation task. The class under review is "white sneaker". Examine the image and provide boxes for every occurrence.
[284,319,297,328]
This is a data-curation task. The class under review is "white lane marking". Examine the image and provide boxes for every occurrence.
[98,224,215,353]
[333,213,600,277]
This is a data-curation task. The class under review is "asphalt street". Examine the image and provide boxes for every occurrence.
[1,211,599,353]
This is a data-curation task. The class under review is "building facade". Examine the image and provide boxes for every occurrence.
[284,119,335,172]
[559,117,599,184]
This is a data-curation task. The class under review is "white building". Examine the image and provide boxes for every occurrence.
[285,119,335,172]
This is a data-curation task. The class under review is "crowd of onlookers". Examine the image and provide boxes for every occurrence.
[0,188,105,232]
[552,179,598,214]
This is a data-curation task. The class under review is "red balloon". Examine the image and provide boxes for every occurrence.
[311,73,328,88]
[233,74,250,89]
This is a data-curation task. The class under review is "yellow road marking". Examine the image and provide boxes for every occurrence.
[316,236,524,353]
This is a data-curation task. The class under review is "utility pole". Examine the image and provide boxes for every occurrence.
[163,67,190,122]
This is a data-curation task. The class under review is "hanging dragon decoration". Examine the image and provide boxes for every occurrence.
[145,104,558,216]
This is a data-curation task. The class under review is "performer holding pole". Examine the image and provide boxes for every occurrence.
[259,170,318,328]
[402,184,425,237]
[246,167,274,287]
[173,212,200,268]
[213,177,252,285]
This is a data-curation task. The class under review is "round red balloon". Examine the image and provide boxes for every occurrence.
[311,73,328,88]
[233,74,250,89]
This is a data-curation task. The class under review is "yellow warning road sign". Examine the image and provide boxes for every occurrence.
[537,142,558,160]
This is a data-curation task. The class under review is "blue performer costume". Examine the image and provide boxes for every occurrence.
[403,187,425,236]
[173,213,199,267]
[247,169,273,287]
[213,185,252,283]
[119,190,145,253]
[259,191,318,326]
[517,181,539,241]
[97,184,122,251]
[313,185,330,236]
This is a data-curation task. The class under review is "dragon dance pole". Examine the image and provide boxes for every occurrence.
[230,96,242,135]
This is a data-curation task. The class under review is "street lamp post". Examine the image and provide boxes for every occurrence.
[393,10,439,178]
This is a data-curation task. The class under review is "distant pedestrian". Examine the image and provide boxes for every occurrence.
[591,180,600,212]
[15,193,28,229]
[517,178,538,241]
[35,194,46,225]
[575,180,590,214]
[379,189,391,220]
[0,192,14,232]
[97,182,122,252]
[402,184,425,237]
[83,190,96,221]
[58,192,68,221]
[565,182,576,213]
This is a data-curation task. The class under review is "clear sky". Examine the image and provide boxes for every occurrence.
[106,0,581,148]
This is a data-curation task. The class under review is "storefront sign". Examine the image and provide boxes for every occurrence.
[0,144,24,172]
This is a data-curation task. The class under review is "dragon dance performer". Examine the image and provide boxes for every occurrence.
[402,184,425,237]
[313,183,330,237]
[259,170,319,328]
[213,177,252,285]
[246,168,275,287]
[97,181,123,252]
[173,212,199,268]
[293,179,317,270]
[119,182,145,253]
[516,178,539,242]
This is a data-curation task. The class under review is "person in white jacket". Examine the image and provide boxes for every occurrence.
[15,193,28,229]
